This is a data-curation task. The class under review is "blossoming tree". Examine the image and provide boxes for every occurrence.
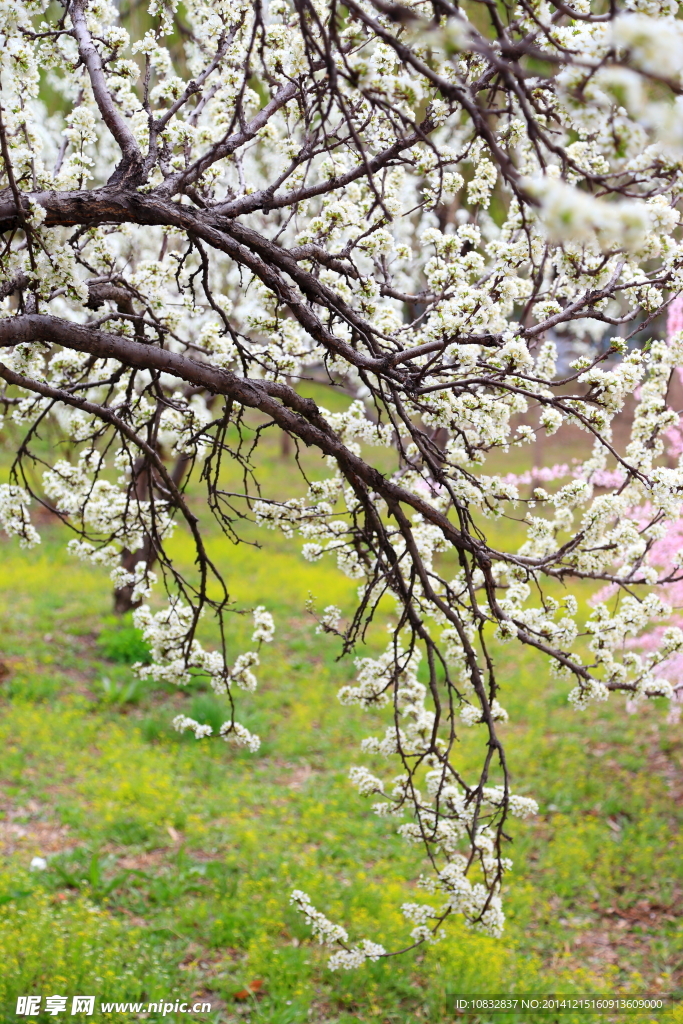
[1,0,683,967]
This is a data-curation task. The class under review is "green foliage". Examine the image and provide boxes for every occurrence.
[98,675,146,706]
[0,871,171,1022]
[47,851,132,902]
[98,619,152,665]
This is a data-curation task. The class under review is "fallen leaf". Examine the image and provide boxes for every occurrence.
[234,979,264,1001]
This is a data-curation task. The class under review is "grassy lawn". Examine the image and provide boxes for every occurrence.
[0,424,682,1023]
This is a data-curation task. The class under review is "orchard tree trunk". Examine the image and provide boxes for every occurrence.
[280,429,292,458]
[113,453,192,614]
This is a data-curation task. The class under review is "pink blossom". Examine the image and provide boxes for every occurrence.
[667,293,683,396]
[589,469,626,488]
[667,294,683,339]
[502,464,627,490]
[412,476,444,498]
[664,419,683,459]
[502,463,570,487]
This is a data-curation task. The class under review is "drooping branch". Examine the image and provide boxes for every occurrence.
[0,313,479,553]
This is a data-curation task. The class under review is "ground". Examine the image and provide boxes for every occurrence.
[0,422,681,1023]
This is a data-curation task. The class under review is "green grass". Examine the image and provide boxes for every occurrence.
[0,425,681,1023]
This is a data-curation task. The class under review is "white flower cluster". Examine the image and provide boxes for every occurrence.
[0,484,40,549]
[289,891,386,970]
[460,700,509,727]
[172,715,214,739]
[43,452,174,557]
[132,598,269,693]
[109,562,156,604]
[131,600,266,751]
[314,604,343,635]
[252,605,275,644]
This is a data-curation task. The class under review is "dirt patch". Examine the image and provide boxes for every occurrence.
[0,798,75,859]
[270,758,318,789]
[602,898,681,928]
[542,725,683,987]
[113,848,168,871]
